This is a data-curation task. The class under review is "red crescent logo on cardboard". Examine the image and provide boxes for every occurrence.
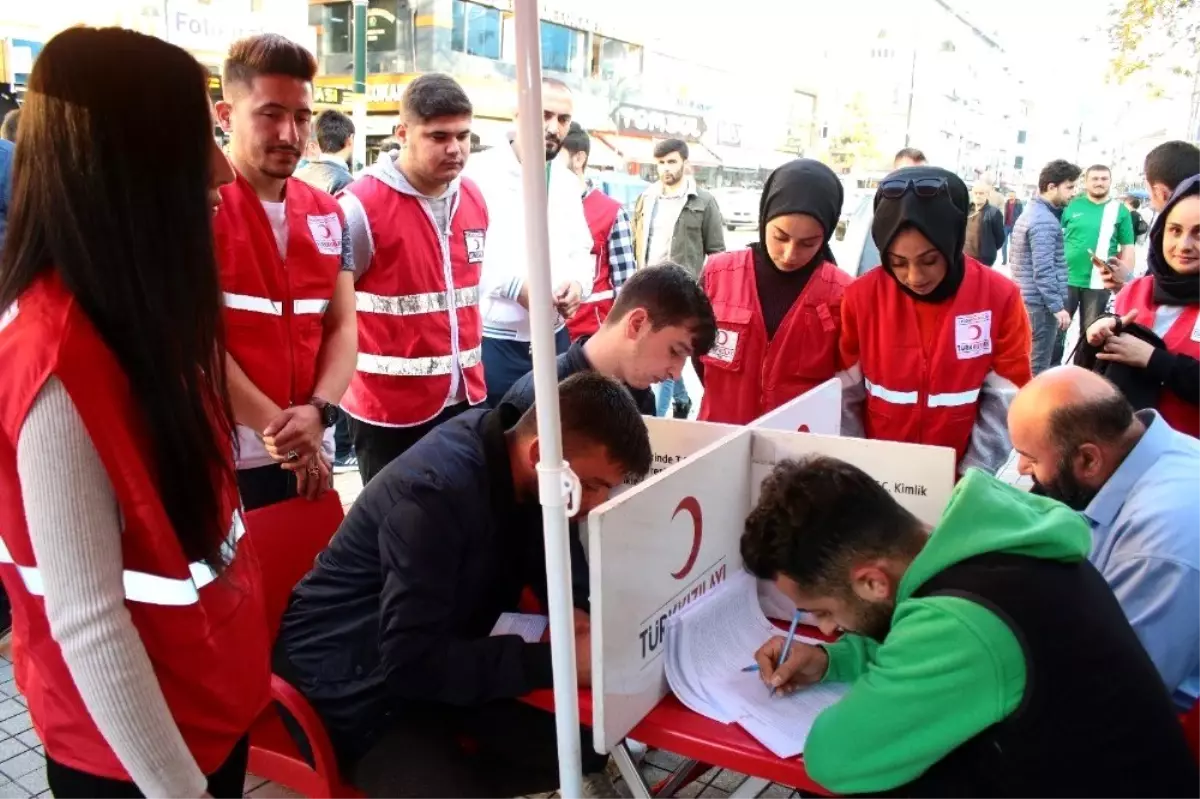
[797,424,811,433]
[671,496,702,580]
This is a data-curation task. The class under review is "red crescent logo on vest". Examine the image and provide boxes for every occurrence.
[968,324,983,341]
[671,496,702,580]
[716,330,730,346]
[316,222,331,239]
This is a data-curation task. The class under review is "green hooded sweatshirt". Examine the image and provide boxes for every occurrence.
[803,470,1093,795]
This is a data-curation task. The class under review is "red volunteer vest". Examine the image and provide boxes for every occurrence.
[1115,276,1200,438]
[698,249,852,425]
[214,175,343,411]
[850,258,1005,462]
[566,189,622,341]
[0,274,269,779]
[340,175,488,426]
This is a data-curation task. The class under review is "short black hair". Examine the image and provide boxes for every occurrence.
[378,136,402,153]
[1046,391,1135,458]
[654,138,688,161]
[894,147,927,165]
[606,263,717,355]
[563,121,590,157]
[515,372,652,479]
[402,73,473,123]
[0,108,19,142]
[314,109,354,153]
[1085,164,1110,176]
[223,34,316,93]
[742,456,925,594]
[1144,141,1200,192]
[1038,159,1082,192]
[1126,196,1142,210]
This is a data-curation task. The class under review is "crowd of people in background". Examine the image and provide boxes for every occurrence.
[0,23,1196,799]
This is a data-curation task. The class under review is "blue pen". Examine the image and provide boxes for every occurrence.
[769,609,803,697]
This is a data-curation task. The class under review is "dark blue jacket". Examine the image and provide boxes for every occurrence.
[0,139,12,248]
[502,335,657,415]
[274,405,588,761]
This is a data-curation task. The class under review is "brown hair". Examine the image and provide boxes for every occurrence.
[222,33,316,94]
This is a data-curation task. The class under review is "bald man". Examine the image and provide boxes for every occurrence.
[1009,366,1199,709]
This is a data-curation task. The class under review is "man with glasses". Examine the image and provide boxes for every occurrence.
[1009,159,1081,375]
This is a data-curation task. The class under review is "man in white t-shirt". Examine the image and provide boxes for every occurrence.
[214,34,357,510]
[462,77,594,406]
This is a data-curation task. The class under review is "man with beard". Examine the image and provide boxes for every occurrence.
[1061,164,1136,335]
[463,77,593,406]
[1008,366,1199,710]
[741,455,1198,796]
[214,34,357,510]
[338,73,488,484]
[632,138,725,418]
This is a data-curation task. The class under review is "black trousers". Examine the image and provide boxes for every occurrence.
[236,463,299,511]
[334,408,354,461]
[349,402,469,485]
[481,329,571,409]
[349,700,607,798]
[46,736,249,798]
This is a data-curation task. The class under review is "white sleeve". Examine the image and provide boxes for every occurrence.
[960,371,1018,476]
[17,378,208,798]
[549,175,596,299]
[838,363,866,438]
[338,191,373,282]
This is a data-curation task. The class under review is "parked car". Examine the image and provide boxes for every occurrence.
[830,190,881,279]
[709,186,759,230]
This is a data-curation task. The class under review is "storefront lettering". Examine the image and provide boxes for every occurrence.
[611,104,707,142]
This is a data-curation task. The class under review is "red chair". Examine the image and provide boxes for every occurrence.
[242,492,364,798]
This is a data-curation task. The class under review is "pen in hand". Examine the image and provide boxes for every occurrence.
[770,610,803,697]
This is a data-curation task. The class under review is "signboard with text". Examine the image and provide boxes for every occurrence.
[611,103,707,142]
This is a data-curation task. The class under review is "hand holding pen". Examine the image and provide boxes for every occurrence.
[748,611,830,696]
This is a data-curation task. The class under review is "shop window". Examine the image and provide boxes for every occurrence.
[591,35,642,81]
[320,0,413,62]
[452,0,502,60]
[321,2,352,55]
[541,20,584,74]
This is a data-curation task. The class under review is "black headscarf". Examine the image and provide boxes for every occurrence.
[872,166,970,303]
[1147,174,1199,306]
[757,158,844,269]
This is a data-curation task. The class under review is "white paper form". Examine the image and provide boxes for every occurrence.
[490,612,548,643]
[715,669,848,758]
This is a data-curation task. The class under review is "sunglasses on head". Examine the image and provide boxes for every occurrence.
[879,177,949,200]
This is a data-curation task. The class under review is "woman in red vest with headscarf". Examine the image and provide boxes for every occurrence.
[840,167,1032,477]
[0,28,268,797]
[697,159,857,427]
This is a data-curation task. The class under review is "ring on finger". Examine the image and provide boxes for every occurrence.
[287,449,299,462]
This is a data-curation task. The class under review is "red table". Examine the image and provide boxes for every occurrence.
[523,687,830,796]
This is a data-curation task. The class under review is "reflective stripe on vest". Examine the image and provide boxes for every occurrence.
[864,378,918,405]
[0,511,246,607]
[356,344,483,377]
[224,293,328,317]
[866,379,981,408]
[927,388,982,408]
[354,286,480,316]
[581,290,615,304]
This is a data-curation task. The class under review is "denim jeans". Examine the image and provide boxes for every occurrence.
[655,378,691,417]
[1028,305,1066,376]
[1002,226,1013,264]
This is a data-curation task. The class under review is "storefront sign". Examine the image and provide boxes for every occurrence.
[165,1,303,54]
[313,85,347,105]
[715,121,742,147]
[367,7,398,50]
[611,104,706,142]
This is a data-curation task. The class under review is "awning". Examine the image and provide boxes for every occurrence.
[585,133,624,169]
[704,143,796,171]
[594,134,722,168]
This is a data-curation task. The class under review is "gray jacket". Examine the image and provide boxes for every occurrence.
[632,183,725,277]
[1009,196,1067,313]
[294,156,353,196]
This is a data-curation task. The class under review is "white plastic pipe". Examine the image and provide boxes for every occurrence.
[512,1,585,796]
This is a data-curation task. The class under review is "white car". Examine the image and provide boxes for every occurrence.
[830,190,881,279]
[710,187,760,231]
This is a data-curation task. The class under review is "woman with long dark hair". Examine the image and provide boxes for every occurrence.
[0,27,269,797]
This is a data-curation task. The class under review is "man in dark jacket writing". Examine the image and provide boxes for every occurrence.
[274,372,652,797]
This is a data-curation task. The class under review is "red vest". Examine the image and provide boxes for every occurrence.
[698,249,852,425]
[340,175,488,426]
[849,258,1007,462]
[214,175,343,410]
[0,274,269,779]
[566,189,622,341]
[1115,276,1200,438]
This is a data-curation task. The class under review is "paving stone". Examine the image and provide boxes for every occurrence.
[0,780,28,799]
[643,747,687,771]
[10,735,35,751]
[708,769,750,791]
[637,763,669,787]
[0,743,23,766]
[0,704,22,724]
[248,783,303,799]
[0,750,41,781]
[760,783,796,798]
[243,773,269,793]
[0,684,14,701]
[14,768,45,796]
[0,715,31,737]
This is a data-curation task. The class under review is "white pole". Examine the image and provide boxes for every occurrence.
[512,1,585,796]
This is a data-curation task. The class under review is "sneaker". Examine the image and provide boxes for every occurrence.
[671,400,692,420]
[332,454,358,474]
[581,770,621,798]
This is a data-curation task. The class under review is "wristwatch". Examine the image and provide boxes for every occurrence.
[309,397,338,428]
